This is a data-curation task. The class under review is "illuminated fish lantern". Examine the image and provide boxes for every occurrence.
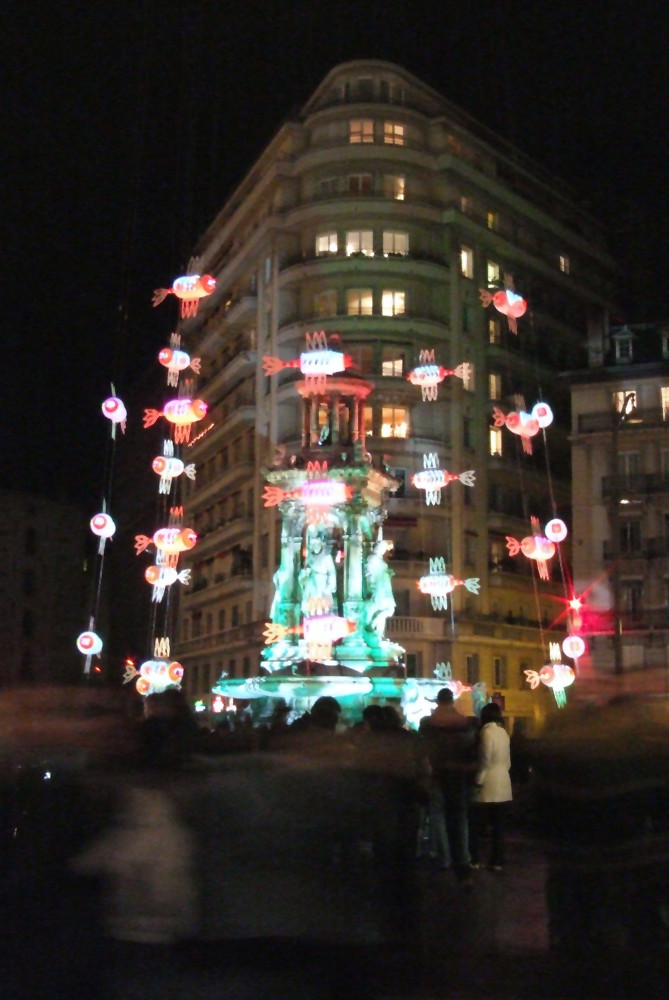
[263,463,352,525]
[152,273,216,318]
[418,557,480,610]
[412,453,476,505]
[101,394,127,438]
[506,516,567,581]
[152,440,196,495]
[262,331,353,388]
[264,614,356,661]
[134,524,197,566]
[90,511,116,554]
[143,397,208,444]
[492,397,553,455]
[158,346,201,387]
[434,661,472,700]
[145,564,192,602]
[479,275,527,334]
[76,629,103,674]
[407,350,471,401]
[123,658,184,696]
[525,662,575,709]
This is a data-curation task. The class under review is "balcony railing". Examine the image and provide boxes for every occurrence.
[578,407,669,433]
[601,473,669,498]
[603,536,669,560]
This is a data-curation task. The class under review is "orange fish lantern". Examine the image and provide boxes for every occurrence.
[506,517,567,581]
[264,614,356,661]
[417,557,480,611]
[144,564,191,602]
[492,398,553,455]
[143,397,208,444]
[407,350,471,401]
[123,658,184,696]
[101,395,127,437]
[525,662,575,708]
[411,453,476,505]
[90,511,116,554]
[152,273,216,318]
[158,347,201,387]
[479,275,527,334]
[77,629,103,674]
[134,525,197,565]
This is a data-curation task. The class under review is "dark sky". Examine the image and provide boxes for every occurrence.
[4,0,668,504]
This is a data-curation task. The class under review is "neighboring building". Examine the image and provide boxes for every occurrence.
[568,321,669,692]
[0,490,89,685]
[176,60,619,728]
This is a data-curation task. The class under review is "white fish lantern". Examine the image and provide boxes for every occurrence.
[76,630,103,674]
[525,663,575,708]
[152,454,196,495]
[134,659,184,696]
[90,512,116,554]
[101,396,127,438]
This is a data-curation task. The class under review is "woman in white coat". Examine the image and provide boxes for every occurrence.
[470,702,512,871]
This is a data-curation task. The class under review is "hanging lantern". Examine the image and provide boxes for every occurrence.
[479,275,527,334]
[123,658,184,696]
[77,630,103,674]
[152,273,216,318]
[143,397,208,444]
[101,395,127,437]
[145,564,191,602]
[152,453,196,494]
[525,662,575,708]
[506,516,567,581]
[411,453,475,505]
[158,346,201,387]
[417,557,480,610]
[134,525,197,560]
[492,398,553,455]
[407,350,471,401]
[262,330,352,381]
[90,512,116,554]
[563,634,586,660]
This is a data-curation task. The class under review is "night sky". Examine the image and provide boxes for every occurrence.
[4,0,668,506]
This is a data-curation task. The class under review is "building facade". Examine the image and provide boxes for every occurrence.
[176,60,619,728]
[568,321,669,693]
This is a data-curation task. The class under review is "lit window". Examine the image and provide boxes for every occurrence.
[349,118,374,143]
[559,254,570,274]
[383,174,405,199]
[662,387,669,420]
[346,289,374,316]
[613,390,637,415]
[460,196,471,215]
[381,406,408,438]
[382,290,405,316]
[461,364,475,392]
[382,231,409,256]
[383,121,405,145]
[348,173,373,195]
[346,230,374,256]
[460,245,474,278]
[363,406,374,435]
[662,331,669,359]
[314,290,337,318]
[316,231,338,255]
[489,318,501,344]
[489,373,502,399]
[487,211,498,231]
[381,347,404,376]
[318,177,339,197]
[489,427,503,456]
[487,260,500,284]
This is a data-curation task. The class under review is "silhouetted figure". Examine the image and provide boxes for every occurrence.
[469,702,512,871]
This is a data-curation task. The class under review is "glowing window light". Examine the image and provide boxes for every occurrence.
[381,406,408,438]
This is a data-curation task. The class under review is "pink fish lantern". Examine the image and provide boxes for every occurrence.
[90,512,116,554]
[143,398,208,444]
[525,663,575,707]
[479,287,527,333]
[102,396,127,438]
[152,274,216,318]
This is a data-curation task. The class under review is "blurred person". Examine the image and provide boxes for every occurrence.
[419,688,477,882]
[469,701,512,871]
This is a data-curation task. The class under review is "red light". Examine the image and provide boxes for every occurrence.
[568,596,582,611]
[94,665,102,673]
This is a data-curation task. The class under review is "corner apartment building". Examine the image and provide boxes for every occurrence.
[568,321,669,692]
[176,60,619,727]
